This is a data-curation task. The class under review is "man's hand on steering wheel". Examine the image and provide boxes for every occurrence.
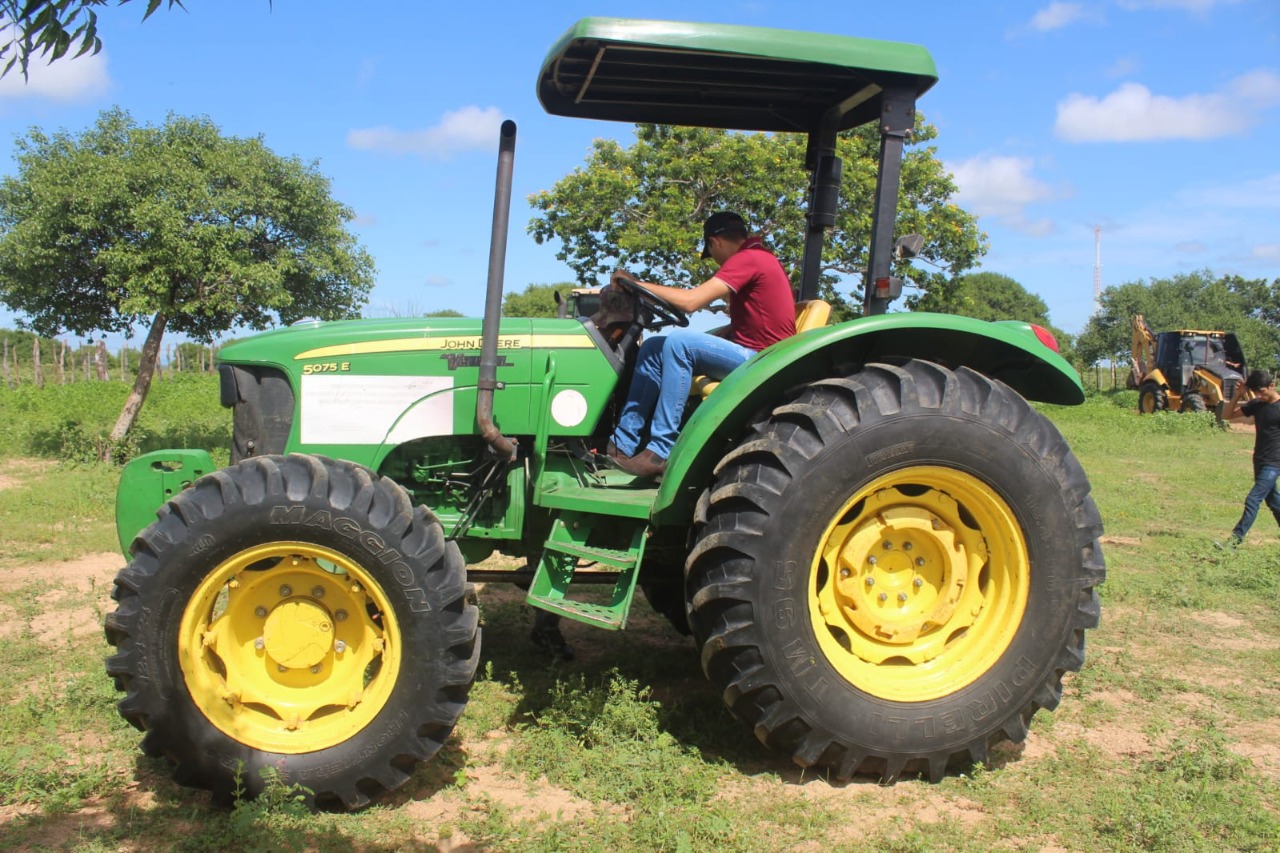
[610,270,689,330]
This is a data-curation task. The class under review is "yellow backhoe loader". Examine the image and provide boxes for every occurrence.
[1129,315,1250,416]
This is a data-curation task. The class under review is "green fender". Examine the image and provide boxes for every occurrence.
[651,312,1083,524]
[116,449,217,557]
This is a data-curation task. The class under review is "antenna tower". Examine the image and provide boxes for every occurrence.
[1093,225,1102,312]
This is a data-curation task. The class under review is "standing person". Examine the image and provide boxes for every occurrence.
[1218,369,1280,548]
[607,212,796,478]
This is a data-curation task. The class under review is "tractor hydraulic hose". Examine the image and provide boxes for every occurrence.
[476,120,518,461]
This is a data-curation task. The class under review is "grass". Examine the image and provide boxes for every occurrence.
[0,464,121,565]
[0,374,230,462]
[0,389,1277,851]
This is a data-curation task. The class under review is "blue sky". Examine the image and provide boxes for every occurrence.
[0,0,1276,348]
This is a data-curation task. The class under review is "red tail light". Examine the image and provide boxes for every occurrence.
[1031,324,1060,352]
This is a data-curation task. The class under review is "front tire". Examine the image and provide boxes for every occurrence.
[104,454,479,809]
[1181,392,1206,413]
[686,361,1104,782]
[1138,382,1166,414]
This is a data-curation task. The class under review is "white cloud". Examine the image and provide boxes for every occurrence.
[948,154,1060,233]
[0,50,109,101]
[1086,173,1280,288]
[1029,3,1088,31]
[1229,69,1280,103]
[425,274,452,287]
[1106,56,1140,78]
[1054,70,1280,142]
[1180,171,1280,210]
[1118,0,1241,12]
[347,106,505,159]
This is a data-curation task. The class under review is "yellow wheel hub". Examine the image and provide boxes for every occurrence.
[263,600,334,670]
[178,542,402,753]
[810,466,1029,702]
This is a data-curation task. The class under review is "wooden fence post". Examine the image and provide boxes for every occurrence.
[32,337,43,389]
[93,340,109,381]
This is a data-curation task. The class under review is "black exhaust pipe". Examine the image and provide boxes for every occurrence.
[476,120,518,461]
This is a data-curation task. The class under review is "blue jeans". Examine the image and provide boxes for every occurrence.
[1231,463,1280,540]
[611,330,754,460]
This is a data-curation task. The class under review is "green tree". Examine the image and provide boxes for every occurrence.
[1074,270,1280,373]
[915,270,1073,358]
[915,271,1050,323]
[528,121,986,321]
[0,0,187,78]
[0,107,375,452]
[501,282,577,319]
[423,309,465,318]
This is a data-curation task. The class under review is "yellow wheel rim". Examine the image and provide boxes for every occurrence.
[178,542,402,754]
[809,466,1029,702]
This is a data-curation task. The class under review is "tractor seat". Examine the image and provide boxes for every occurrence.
[690,299,831,398]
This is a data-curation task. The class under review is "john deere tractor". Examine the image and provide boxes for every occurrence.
[105,18,1104,809]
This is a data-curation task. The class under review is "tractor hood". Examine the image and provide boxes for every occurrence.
[213,315,621,469]
[218,317,493,366]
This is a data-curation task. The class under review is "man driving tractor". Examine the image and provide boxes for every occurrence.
[606,211,796,477]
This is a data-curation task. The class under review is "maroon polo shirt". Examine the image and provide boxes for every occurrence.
[716,237,796,351]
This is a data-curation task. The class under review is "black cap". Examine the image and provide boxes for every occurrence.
[702,211,746,258]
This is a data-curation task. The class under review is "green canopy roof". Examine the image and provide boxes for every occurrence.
[538,18,937,134]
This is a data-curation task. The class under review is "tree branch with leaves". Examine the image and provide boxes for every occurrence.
[0,0,187,78]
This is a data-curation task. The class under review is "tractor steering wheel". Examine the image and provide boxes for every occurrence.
[611,273,689,330]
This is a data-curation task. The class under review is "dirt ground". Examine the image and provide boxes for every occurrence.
[4,544,1278,849]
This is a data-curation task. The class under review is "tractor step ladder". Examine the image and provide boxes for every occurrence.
[527,510,648,630]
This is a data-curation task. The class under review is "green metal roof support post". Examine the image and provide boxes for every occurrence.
[863,85,916,316]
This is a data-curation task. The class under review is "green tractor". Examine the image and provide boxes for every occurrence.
[105,18,1104,809]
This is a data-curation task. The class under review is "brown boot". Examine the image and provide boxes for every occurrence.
[612,448,667,478]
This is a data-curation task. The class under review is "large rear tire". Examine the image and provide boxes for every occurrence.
[105,454,479,809]
[686,361,1104,782]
